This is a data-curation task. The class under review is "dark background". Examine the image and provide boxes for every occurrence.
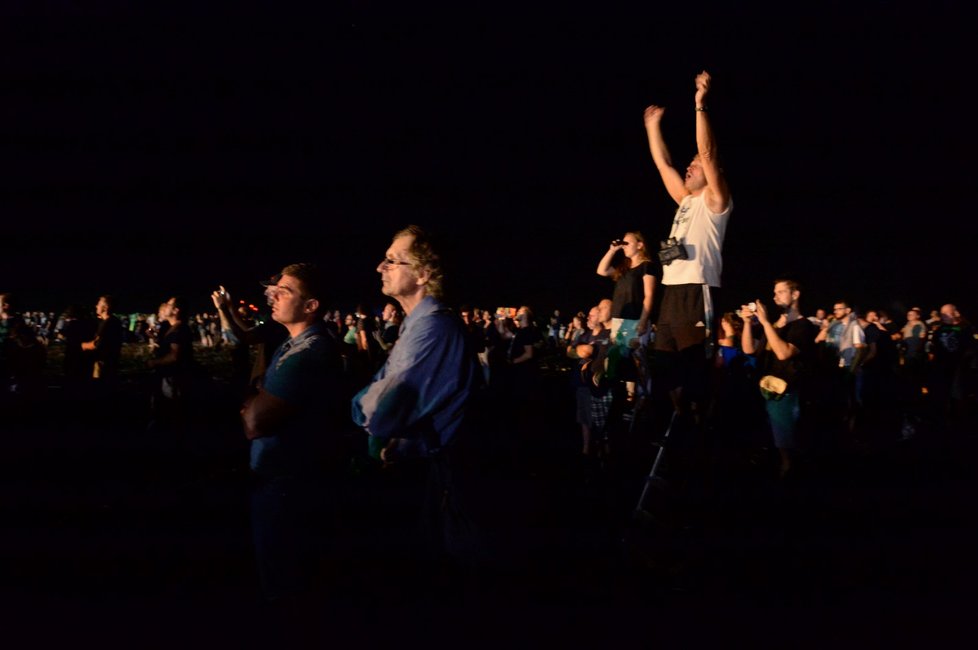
[2,2,975,318]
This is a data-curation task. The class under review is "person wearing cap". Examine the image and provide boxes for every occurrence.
[239,262,344,603]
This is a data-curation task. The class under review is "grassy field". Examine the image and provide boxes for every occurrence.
[43,341,245,385]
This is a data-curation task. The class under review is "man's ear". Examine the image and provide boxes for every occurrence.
[304,298,320,315]
[415,266,431,287]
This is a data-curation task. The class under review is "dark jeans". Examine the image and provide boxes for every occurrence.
[251,474,330,602]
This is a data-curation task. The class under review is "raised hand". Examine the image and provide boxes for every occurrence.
[211,285,231,310]
[753,298,771,326]
[643,104,665,127]
[694,70,711,107]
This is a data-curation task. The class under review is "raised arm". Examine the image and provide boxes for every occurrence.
[740,305,758,355]
[596,240,626,277]
[212,286,264,345]
[644,105,688,205]
[752,299,798,362]
[693,71,731,214]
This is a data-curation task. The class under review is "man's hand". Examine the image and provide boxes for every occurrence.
[643,105,665,128]
[753,299,771,326]
[211,285,231,310]
[575,343,594,360]
[694,70,711,108]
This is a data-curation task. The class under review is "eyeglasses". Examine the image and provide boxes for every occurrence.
[379,258,412,271]
[264,284,299,303]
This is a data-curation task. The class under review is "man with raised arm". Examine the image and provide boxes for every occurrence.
[644,70,733,417]
[740,280,817,478]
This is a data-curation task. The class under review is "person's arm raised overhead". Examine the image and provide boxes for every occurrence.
[693,71,731,214]
[644,104,688,205]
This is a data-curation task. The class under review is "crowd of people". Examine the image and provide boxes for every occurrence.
[2,71,976,608]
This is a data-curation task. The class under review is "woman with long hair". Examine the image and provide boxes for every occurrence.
[596,231,659,399]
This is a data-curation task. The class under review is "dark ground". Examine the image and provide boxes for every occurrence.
[2,343,976,645]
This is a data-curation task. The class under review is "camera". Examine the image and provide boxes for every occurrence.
[611,239,626,246]
[658,237,688,265]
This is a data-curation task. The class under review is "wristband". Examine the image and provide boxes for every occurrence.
[695,106,708,112]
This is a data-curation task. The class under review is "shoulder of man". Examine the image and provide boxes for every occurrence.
[786,317,818,343]
[271,330,341,379]
[418,304,466,330]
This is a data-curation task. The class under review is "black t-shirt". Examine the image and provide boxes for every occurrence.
[863,323,896,369]
[155,322,195,378]
[932,322,977,370]
[509,326,543,362]
[381,322,400,346]
[94,315,123,367]
[611,260,661,320]
[761,317,817,391]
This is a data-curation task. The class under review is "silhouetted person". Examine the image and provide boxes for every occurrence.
[81,295,123,389]
[58,303,96,391]
[147,296,195,435]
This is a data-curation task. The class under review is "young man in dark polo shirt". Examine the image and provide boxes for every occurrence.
[242,262,343,603]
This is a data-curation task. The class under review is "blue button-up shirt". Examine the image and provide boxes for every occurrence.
[352,295,477,456]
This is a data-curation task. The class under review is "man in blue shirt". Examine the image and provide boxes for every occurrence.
[353,225,477,458]
[242,262,343,603]
[352,225,479,560]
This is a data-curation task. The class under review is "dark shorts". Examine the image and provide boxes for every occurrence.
[652,283,719,397]
[654,284,715,353]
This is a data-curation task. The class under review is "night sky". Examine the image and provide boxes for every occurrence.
[3,2,975,319]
